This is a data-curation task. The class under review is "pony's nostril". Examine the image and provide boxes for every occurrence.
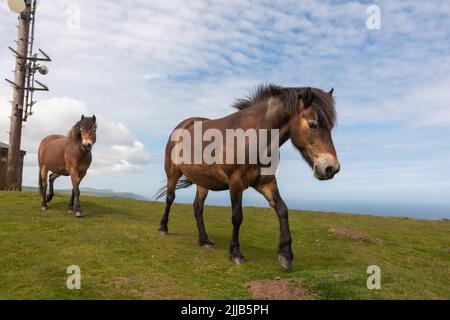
[82,143,92,150]
[325,166,335,178]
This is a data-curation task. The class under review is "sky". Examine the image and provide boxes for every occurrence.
[0,0,449,219]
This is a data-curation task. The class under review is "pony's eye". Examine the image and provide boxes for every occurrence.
[307,121,318,129]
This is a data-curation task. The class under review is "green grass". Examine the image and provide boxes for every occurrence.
[0,191,449,299]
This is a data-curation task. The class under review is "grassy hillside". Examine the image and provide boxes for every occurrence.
[0,191,449,299]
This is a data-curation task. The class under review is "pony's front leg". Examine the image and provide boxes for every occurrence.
[229,179,245,264]
[254,178,293,270]
[272,194,293,270]
[70,170,86,218]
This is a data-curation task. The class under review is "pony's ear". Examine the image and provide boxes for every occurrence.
[299,87,313,108]
[81,115,85,120]
[92,115,96,122]
[329,88,334,96]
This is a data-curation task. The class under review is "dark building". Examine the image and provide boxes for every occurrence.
[0,142,26,190]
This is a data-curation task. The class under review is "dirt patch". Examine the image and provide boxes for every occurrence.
[329,227,383,244]
[115,276,135,285]
[246,279,313,300]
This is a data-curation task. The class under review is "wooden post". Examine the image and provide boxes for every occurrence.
[6,1,32,191]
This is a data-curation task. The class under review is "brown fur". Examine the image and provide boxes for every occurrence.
[157,84,340,269]
[38,115,97,216]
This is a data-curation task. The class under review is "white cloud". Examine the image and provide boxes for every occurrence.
[0,94,151,186]
[0,0,449,212]
[2,0,448,133]
[338,76,450,126]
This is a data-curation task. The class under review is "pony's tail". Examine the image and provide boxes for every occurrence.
[155,176,193,200]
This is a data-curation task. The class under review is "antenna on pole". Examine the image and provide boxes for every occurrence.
[5,0,51,122]
[4,0,51,191]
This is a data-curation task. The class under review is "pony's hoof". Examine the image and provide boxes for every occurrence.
[68,209,74,214]
[231,256,245,265]
[201,243,214,249]
[75,211,84,218]
[278,255,292,271]
[41,206,47,211]
[160,230,168,236]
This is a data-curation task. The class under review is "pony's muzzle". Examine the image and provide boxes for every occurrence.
[313,153,340,180]
[82,139,93,151]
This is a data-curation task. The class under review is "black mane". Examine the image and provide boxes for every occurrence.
[233,84,336,129]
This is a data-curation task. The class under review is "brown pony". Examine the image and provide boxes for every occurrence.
[156,84,340,270]
[38,115,97,218]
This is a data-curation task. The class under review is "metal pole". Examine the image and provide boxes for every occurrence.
[6,0,32,191]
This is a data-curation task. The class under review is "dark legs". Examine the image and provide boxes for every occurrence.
[159,175,213,248]
[68,188,75,212]
[254,178,293,270]
[229,179,245,264]
[193,186,213,248]
[273,195,293,270]
[70,170,86,218]
[39,166,48,210]
[38,166,85,218]
[159,175,180,235]
[72,181,82,218]
[46,173,60,203]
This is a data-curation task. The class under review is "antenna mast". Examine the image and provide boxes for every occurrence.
[5,0,51,191]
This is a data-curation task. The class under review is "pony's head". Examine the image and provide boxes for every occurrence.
[79,115,97,151]
[290,87,340,180]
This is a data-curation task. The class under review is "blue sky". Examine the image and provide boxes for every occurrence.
[1,1,449,218]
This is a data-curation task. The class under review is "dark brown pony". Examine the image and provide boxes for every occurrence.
[157,84,340,270]
[38,115,97,218]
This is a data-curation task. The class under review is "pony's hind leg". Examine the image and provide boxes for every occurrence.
[68,188,75,213]
[193,186,213,248]
[46,172,60,203]
[39,166,49,211]
[158,174,181,235]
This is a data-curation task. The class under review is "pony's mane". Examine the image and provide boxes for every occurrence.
[67,117,96,141]
[67,120,82,142]
[233,84,336,129]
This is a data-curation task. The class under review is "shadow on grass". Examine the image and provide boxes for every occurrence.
[42,196,135,219]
